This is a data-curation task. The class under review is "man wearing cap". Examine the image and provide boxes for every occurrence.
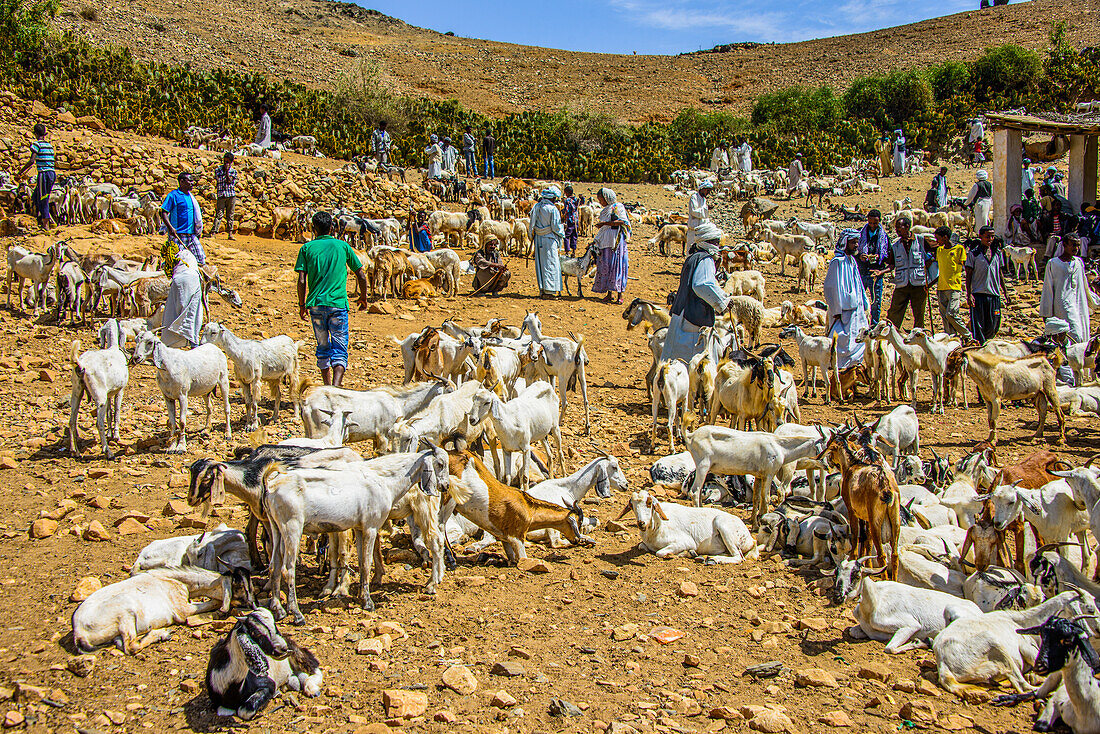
[787,154,805,194]
[1041,233,1098,347]
[662,231,731,364]
[857,209,890,325]
[530,187,564,298]
[686,181,712,252]
[1041,318,1075,385]
[966,170,993,230]
[824,229,869,371]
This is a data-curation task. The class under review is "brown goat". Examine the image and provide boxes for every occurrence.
[958,499,1012,573]
[820,429,900,580]
[411,327,444,381]
[446,450,592,564]
[961,349,1065,445]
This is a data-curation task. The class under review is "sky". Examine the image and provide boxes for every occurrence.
[363,0,1025,55]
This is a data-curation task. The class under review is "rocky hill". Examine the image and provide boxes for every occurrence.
[53,0,1100,123]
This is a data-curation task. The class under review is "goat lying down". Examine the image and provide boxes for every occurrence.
[207,608,322,720]
[622,490,758,564]
[72,565,251,654]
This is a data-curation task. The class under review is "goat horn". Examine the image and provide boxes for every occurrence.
[1085,454,1100,469]
[1033,541,1083,556]
[1072,614,1100,623]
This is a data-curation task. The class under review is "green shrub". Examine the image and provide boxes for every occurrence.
[971,44,1041,107]
[751,86,841,135]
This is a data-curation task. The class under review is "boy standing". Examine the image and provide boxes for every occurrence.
[932,226,969,338]
[17,123,55,229]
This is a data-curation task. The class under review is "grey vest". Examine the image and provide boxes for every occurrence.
[892,236,927,288]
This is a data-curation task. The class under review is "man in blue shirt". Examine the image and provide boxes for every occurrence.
[856,209,890,325]
[17,123,55,229]
[159,172,205,265]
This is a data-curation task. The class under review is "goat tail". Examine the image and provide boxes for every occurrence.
[656,362,668,396]
[70,339,82,369]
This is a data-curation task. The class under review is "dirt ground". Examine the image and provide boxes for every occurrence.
[51,0,1100,123]
[0,156,1094,734]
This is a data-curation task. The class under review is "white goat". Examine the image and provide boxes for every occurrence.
[869,319,927,401]
[201,322,302,431]
[520,311,591,435]
[560,245,598,296]
[6,240,58,315]
[130,330,232,453]
[903,327,960,414]
[986,481,1091,567]
[651,359,690,454]
[68,320,128,459]
[468,381,564,490]
[300,379,451,451]
[392,380,487,452]
[621,490,758,563]
[779,325,836,404]
[132,524,250,574]
[869,405,921,468]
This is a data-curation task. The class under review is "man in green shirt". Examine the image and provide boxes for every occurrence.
[295,211,368,387]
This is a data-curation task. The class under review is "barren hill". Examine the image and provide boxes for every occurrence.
[54,0,1098,123]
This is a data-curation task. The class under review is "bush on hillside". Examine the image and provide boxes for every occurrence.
[970,44,1041,108]
[751,86,842,136]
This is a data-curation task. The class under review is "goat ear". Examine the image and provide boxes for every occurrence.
[653,502,669,521]
[212,466,226,506]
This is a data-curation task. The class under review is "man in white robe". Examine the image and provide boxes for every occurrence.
[254,105,272,149]
[1040,234,1098,344]
[787,154,805,193]
[685,181,712,251]
[824,230,869,369]
[162,248,203,348]
[529,187,563,297]
[738,141,753,172]
[424,135,442,178]
[709,144,728,173]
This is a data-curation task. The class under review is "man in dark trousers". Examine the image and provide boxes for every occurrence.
[17,123,55,229]
[482,130,496,179]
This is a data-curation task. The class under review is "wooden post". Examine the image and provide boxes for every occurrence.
[1068,134,1098,213]
[992,126,1021,238]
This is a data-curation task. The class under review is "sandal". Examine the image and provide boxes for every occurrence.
[615,296,624,305]
[600,294,613,303]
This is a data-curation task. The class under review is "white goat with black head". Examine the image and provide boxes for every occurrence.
[206,607,322,720]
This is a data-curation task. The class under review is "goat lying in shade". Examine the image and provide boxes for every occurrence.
[207,608,322,720]
[621,490,758,564]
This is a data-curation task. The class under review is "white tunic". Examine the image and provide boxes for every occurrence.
[1041,255,1098,344]
[823,251,869,369]
[709,148,728,173]
[686,192,709,249]
[162,249,203,348]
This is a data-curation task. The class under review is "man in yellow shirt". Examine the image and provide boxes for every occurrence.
[932,225,969,338]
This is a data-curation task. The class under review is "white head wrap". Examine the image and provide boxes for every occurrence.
[694,222,723,243]
[976,169,988,181]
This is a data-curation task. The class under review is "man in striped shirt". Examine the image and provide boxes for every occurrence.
[17,123,55,229]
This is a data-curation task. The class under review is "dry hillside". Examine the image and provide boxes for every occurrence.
[54,0,1100,123]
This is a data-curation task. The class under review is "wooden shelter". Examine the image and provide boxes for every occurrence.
[985,111,1099,235]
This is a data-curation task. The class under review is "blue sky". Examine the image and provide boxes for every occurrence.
[364,0,1016,55]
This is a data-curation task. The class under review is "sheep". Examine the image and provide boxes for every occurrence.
[422,248,462,296]
[207,607,322,720]
[933,590,1096,700]
[299,378,452,451]
[1004,244,1038,281]
[683,424,825,527]
[262,447,448,623]
[761,230,813,275]
[479,218,514,249]
[796,251,820,293]
[130,330,232,453]
[903,327,961,414]
[831,557,981,652]
[468,380,564,490]
[442,449,593,564]
[620,490,757,563]
[68,322,128,459]
[779,325,836,404]
[722,269,765,302]
[201,323,302,432]
[960,348,1066,445]
[725,295,763,349]
[6,240,58,315]
[820,427,901,579]
[651,359,690,454]
[132,524,250,574]
[649,223,687,257]
[519,312,591,435]
[560,244,598,296]
[72,566,245,654]
[391,380,488,452]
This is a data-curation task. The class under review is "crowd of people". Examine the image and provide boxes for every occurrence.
[421,126,497,180]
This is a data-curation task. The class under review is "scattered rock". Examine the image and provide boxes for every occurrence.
[708,706,743,721]
[819,710,854,727]
[612,623,638,641]
[797,617,829,632]
[37,368,56,382]
[87,467,112,479]
[508,646,532,659]
[682,653,701,668]
[382,689,427,719]
[88,494,113,509]
[368,302,394,315]
[517,558,549,574]
[67,654,96,677]
[491,661,525,677]
[677,581,699,597]
[30,517,57,538]
[76,115,106,130]
[70,576,102,601]
[743,661,784,678]
[749,708,793,733]
[609,723,640,734]
[899,700,936,726]
[441,665,477,695]
[433,710,457,723]
[795,668,838,688]
[83,520,110,541]
[605,520,628,533]
[180,679,200,694]
[57,110,76,124]
[491,690,517,708]
[937,712,973,730]
[649,625,684,644]
[916,678,942,697]
[116,517,148,535]
[549,698,583,717]
[858,663,891,683]
[163,499,190,516]
[355,638,384,655]
[3,710,24,728]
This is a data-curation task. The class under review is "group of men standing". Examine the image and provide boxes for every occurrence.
[709,140,753,174]
[422,126,497,179]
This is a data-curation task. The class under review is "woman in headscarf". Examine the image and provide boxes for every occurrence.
[661,223,731,364]
[966,169,993,230]
[824,229,869,369]
[1040,233,1098,346]
[424,135,442,179]
[593,187,631,304]
[529,187,564,298]
[159,237,204,348]
[892,130,906,177]
[1004,203,1038,248]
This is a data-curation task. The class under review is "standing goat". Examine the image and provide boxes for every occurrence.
[651,359,689,454]
[68,319,128,459]
[6,240,58,315]
[468,380,564,490]
[201,322,302,431]
[779,325,837,404]
[520,311,591,434]
[902,328,960,414]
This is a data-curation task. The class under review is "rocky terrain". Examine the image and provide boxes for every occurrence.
[51,0,1100,122]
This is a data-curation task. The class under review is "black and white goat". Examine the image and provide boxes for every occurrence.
[206,607,322,720]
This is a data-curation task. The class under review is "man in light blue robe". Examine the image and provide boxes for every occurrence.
[529,187,563,297]
[892,130,906,177]
[824,230,869,369]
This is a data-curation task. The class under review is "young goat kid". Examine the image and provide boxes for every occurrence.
[68,319,128,459]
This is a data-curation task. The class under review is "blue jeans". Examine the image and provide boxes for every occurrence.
[33,170,55,225]
[464,150,476,175]
[309,306,349,370]
[862,274,884,325]
[484,154,494,179]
